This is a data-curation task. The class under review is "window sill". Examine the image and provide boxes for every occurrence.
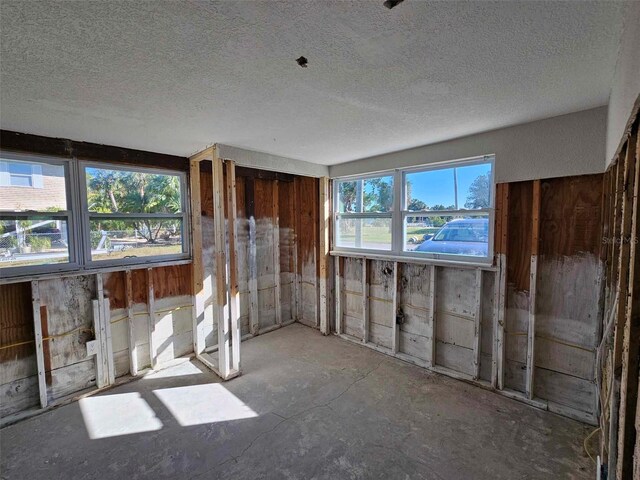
[330,250,496,270]
[0,258,192,285]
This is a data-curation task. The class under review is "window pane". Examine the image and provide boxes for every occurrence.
[405,214,489,257]
[336,217,392,251]
[8,163,32,175]
[85,167,183,214]
[363,176,393,213]
[456,163,492,209]
[337,180,359,213]
[0,219,70,268]
[10,175,32,187]
[89,218,184,261]
[405,161,492,211]
[1,159,67,211]
[336,175,394,214]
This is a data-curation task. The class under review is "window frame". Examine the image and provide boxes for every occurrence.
[0,151,82,276]
[78,160,191,269]
[334,171,395,252]
[0,151,191,280]
[332,155,495,265]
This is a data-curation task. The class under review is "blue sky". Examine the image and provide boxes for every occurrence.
[407,163,491,208]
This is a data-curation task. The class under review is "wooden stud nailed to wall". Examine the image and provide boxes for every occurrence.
[273,180,282,327]
[362,259,369,343]
[31,280,47,409]
[146,268,156,369]
[213,149,230,378]
[427,265,436,368]
[190,154,207,357]
[473,268,483,380]
[91,299,105,388]
[319,176,330,335]
[334,256,342,335]
[615,125,639,480]
[125,270,138,376]
[391,262,399,354]
[526,179,541,399]
[225,160,241,373]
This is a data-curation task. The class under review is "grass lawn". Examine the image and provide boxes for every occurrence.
[339,225,441,244]
[92,244,182,261]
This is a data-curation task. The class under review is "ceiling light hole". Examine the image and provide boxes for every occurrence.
[296,56,308,68]
[383,0,405,9]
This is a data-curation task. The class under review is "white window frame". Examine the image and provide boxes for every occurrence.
[332,155,495,265]
[1,151,191,280]
[78,161,190,269]
[334,171,395,252]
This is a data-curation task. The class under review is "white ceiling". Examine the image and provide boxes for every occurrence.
[0,1,626,165]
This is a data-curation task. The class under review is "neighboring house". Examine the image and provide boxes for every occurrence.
[0,159,67,211]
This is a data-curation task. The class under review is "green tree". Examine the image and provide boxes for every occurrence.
[87,169,181,243]
[339,181,357,212]
[364,177,393,212]
[407,198,427,211]
[464,173,491,209]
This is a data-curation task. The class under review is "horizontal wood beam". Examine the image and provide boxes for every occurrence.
[235,166,295,182]
[1,130,188,171]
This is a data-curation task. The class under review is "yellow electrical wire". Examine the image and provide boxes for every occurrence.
[0,326,94,350]
[583,427,600,465]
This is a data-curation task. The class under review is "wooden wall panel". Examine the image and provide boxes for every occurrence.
[103,271,126,309]
[296,176,319,327]
[131,269,148,304]
[199,165,214,218]
[153,264,193,299]
[506,181,532,291]
[539,174,603,256]
[0,282,34,363]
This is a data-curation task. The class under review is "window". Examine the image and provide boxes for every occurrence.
[335,174,394,251]
[1,160,43,188]
[0,154,76,273]
[333,156,494,263]
[81,164,188,265]
[1,152,189,277]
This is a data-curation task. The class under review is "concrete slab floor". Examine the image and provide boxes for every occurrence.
[1,323,594,480]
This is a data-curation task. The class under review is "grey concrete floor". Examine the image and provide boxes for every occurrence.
[1,323,594,480]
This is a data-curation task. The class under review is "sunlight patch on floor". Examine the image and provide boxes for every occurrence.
[153,383,258,426]
[79,393,163,439]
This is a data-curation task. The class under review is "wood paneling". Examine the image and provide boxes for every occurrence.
[131,269,148,304]
[0,282,34,362]
[539,174,603,256]
[506,181,532,292]
[153,264,193,299]
[103,271,126,309]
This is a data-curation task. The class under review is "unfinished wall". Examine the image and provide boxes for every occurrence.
[599,114,639,479]
[0,263,194,422]
[103,264,193,377]
[335,172,605,425]
[0,282,37,417]
[198,164,320,337]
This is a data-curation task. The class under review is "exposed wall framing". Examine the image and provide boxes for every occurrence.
[599,113,640,479]
[334,171,606,425]
[1,138,324,421]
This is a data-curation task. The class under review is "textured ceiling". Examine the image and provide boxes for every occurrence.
[0,1,625,164]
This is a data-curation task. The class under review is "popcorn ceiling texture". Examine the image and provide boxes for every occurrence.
[0,1,624,166]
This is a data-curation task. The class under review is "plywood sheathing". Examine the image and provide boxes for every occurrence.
[0,282,38,417]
